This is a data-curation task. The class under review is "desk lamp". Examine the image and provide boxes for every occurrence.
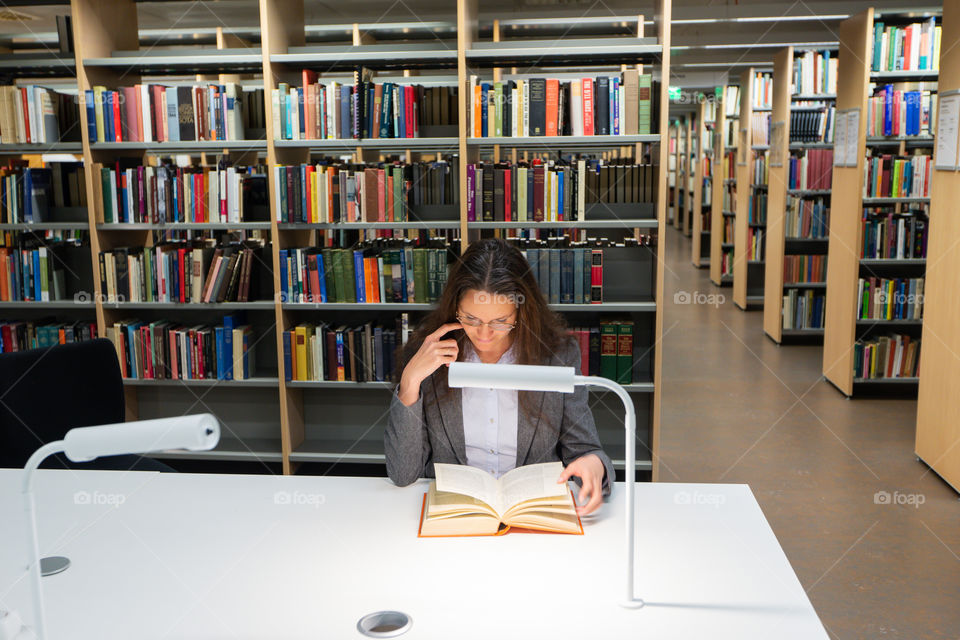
[448,361,645,609]
[11,414,221,640]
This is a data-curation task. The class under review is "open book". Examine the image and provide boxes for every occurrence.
[417,461,583,537]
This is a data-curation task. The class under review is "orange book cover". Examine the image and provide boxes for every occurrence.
[302,70,318,138]
[473,84,482,137]
[417,490,584,538]
[545,79,560,136]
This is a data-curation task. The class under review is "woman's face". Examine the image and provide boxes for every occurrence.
[457,289,519,358]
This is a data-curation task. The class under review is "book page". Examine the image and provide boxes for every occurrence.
[497,461,569,514]
[434,463,500,512]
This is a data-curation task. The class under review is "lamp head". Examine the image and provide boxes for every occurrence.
[62,414,220,462]
[447,361,575,393]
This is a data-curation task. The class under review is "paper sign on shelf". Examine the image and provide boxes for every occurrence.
[843,109,860,168]
[833,109,848,167]
[935,90,960,171]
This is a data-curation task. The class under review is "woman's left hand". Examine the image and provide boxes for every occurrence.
[556,453,606,516]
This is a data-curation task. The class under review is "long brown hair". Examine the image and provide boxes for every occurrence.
[392,237,572,424]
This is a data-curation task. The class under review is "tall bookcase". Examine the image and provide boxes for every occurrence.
[668,120,678,226]
[682,112,695,237]
[710,86,736,286]
[673,114,686,231]
[733,68,766,309]
[822,8,937,396]
[917,0,960,493]
[23,0,671,478]
[691,98,710,267]
[763,47,836,342]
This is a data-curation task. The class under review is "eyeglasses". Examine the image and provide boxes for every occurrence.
[456,312,517,332]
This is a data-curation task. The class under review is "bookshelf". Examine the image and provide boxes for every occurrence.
[823,8,937,396]
[763,48,835,342]
[916,0,958,492]
[682,112,695,237]
[4,1,671,477]
[691,98,710,267]
[667,120,677,226]
[709,91,728,285]
[673,115,686,230]
[733,68,764,309]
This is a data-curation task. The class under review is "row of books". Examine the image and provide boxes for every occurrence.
[0,245,68,302]
[863,154,931,198]
[786,197,829,239]
[104,314,256,381]
[466,160,656,223]
[720,249,733,276]
[752,153,769,186]
[571,320,638,384]
[723,218,734,244]
[0,320,97,353]
[748,191,767,225]
[278,245,449,304]
[521,246,603,305]
[752,72,773,109]
[793,50,838,96]
[722,187,734,215]
[871,19,941,72]
[723,86,741,117]
[85,83,262,142]
[867,86,936,137]
[98,160,267,224]
[782,290,825,330]
[860,211,928,259]
[273,75,457,140]
[2,163,87,225]
[283,319,403,382]
[787,148,833,190]
[272,161,455,224]
[747,228,764,261]
[0,86,81,145]
[97,241,266,304]
[783,254,826,284]
[789,105,835,143]
[853,333,920,379]
[469,73,659,137]
[751,112,770,145]
[858,277,925,320]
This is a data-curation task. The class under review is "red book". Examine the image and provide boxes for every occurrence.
[581,78,595,135]
[20,89,30,143]
[308,253,322,303]
[533,163,545,222]
[386,174,395,222]
[302,69,318,139]
[377,169,386,222]
[406,86,415,138]
[122,87,139,142]
[503,168,512,221]
[545,79,559,136]
[590,249,603,303]
[304,165,314,222]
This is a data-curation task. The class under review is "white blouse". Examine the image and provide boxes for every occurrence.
[461,339,519,478]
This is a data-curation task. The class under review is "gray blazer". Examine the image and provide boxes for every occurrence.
[385,336,615,497]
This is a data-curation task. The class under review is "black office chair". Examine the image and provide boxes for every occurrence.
[0,338,174,472]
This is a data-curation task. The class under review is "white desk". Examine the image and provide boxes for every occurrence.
[0,470,828,639]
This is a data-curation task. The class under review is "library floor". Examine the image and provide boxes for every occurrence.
[657,226,960,640]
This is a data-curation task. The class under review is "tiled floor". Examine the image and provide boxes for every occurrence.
[658,226,960,640]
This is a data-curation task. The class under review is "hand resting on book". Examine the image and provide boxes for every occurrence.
[557,452,606,516]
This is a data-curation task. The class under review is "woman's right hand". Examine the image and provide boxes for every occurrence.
[397,322,463,406]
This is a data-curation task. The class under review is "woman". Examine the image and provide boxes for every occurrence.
[386,237,614,516]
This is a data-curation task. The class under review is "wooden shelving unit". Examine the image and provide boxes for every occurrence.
[763,48,835,343]
[709,92,728,284]
[691,98,711,268]
[6,0,670,477]
[733,68,764,309]
[682,112,695,237]
[673,114,686,231]
[916,0,960,492]
[823,8,937,396]
[667,120,678,226]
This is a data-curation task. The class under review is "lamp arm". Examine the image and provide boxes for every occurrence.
[574,375,643,609]
[20,441,65,640]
